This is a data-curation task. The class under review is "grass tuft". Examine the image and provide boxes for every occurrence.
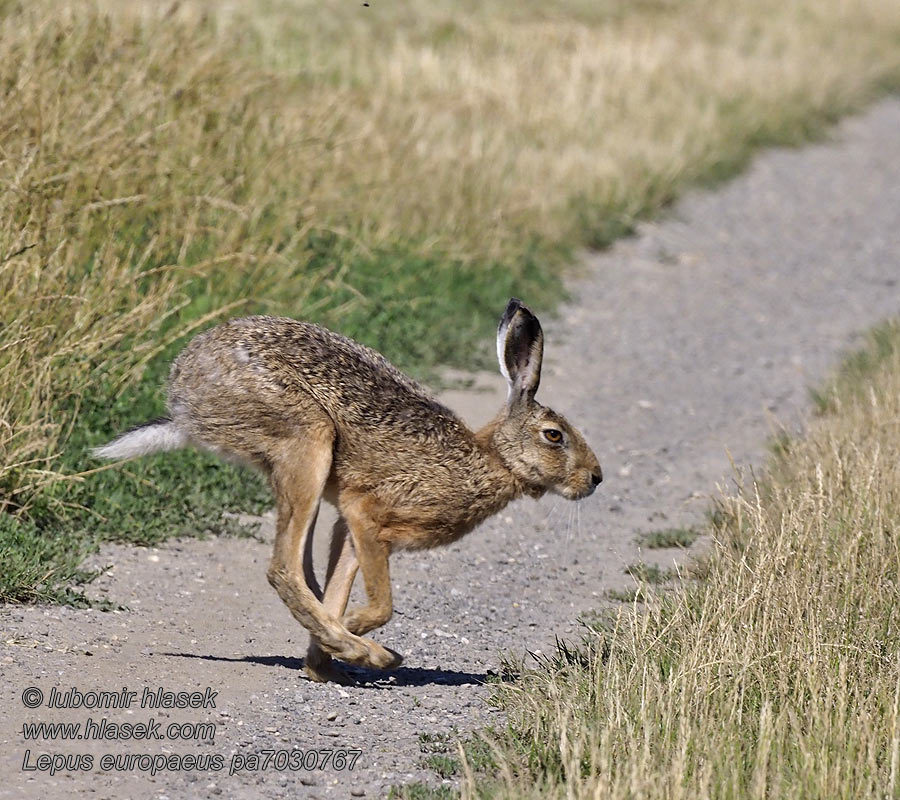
[423,754,461,780]
[637,526,700,549]
[605,587,644,604]
[622,562,675,585]
[389,784,457,800]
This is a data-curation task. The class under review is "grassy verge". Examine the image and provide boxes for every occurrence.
[456,321,900,798]
[2,0,900,603]
[0,359,272,603]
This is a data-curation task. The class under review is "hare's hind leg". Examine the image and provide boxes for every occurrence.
[266,427,398,671]
[305,518,360,684]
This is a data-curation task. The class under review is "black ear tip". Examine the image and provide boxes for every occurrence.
[500,298,521,328]
[503,297,536,320]
[504,297,523,315]
[500,298,542,338]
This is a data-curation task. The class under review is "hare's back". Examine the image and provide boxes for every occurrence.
[169,316,467,442]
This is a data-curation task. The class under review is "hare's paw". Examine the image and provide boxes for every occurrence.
[332,636,402,671]
[304,659,355,685]
[362,639,403,670]
[305,643,354,685]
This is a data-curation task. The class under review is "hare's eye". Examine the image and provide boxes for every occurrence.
[542,429,563,444]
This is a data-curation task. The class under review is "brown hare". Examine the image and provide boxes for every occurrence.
[93,299,602,683]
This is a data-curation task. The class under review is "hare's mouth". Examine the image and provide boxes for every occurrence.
[567,471,602,500]
[560,483,596,500]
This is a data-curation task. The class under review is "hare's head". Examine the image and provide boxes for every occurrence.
[490,299,602,500]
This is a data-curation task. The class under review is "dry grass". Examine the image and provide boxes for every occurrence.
[2,0,900,518]
[143,0,900,253]
[469,322,900,798]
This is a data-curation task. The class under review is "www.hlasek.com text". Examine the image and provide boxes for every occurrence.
[22,717,217,743]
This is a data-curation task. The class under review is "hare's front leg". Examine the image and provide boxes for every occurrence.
[305,518,360,684]
[342,536,394,637]
[265,429,396,671]
[341,506,397,647]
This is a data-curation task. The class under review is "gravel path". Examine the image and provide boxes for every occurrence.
[2,98,899,800]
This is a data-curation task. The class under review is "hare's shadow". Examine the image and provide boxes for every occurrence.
[162,651,493,687]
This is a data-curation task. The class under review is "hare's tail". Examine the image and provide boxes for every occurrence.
[92,417,187,460]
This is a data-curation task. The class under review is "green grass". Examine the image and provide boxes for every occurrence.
[622,562,675,585]
[637,526,701,549]
[423,754,461,780]
[389,784,457,800]
[0,355,270,604]
[607,559,680,603]
[388,730,500,797]
[810,319,900,414]
[605,587,644,604]
[0,513,103,607]
[302,242,566,376]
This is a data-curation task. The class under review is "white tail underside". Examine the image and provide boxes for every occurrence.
[92,421,187,460]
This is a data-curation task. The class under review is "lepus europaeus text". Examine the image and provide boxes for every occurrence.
[94,299,601,682]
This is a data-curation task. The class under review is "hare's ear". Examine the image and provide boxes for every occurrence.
[497,298,544,405]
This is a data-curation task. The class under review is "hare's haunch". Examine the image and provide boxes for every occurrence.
[94,299,602,683]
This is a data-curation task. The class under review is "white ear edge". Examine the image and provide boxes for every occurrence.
[496,320,511,385]
[496,298,544,404]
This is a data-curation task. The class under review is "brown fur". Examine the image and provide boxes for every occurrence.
[95,300,601,683]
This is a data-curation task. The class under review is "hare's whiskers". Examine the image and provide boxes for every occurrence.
[543,497,562,531]
[563,502,575,563]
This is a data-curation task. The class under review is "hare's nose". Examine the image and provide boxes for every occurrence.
[590,469,602,487]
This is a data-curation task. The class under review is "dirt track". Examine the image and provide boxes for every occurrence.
[2,97,899,799]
